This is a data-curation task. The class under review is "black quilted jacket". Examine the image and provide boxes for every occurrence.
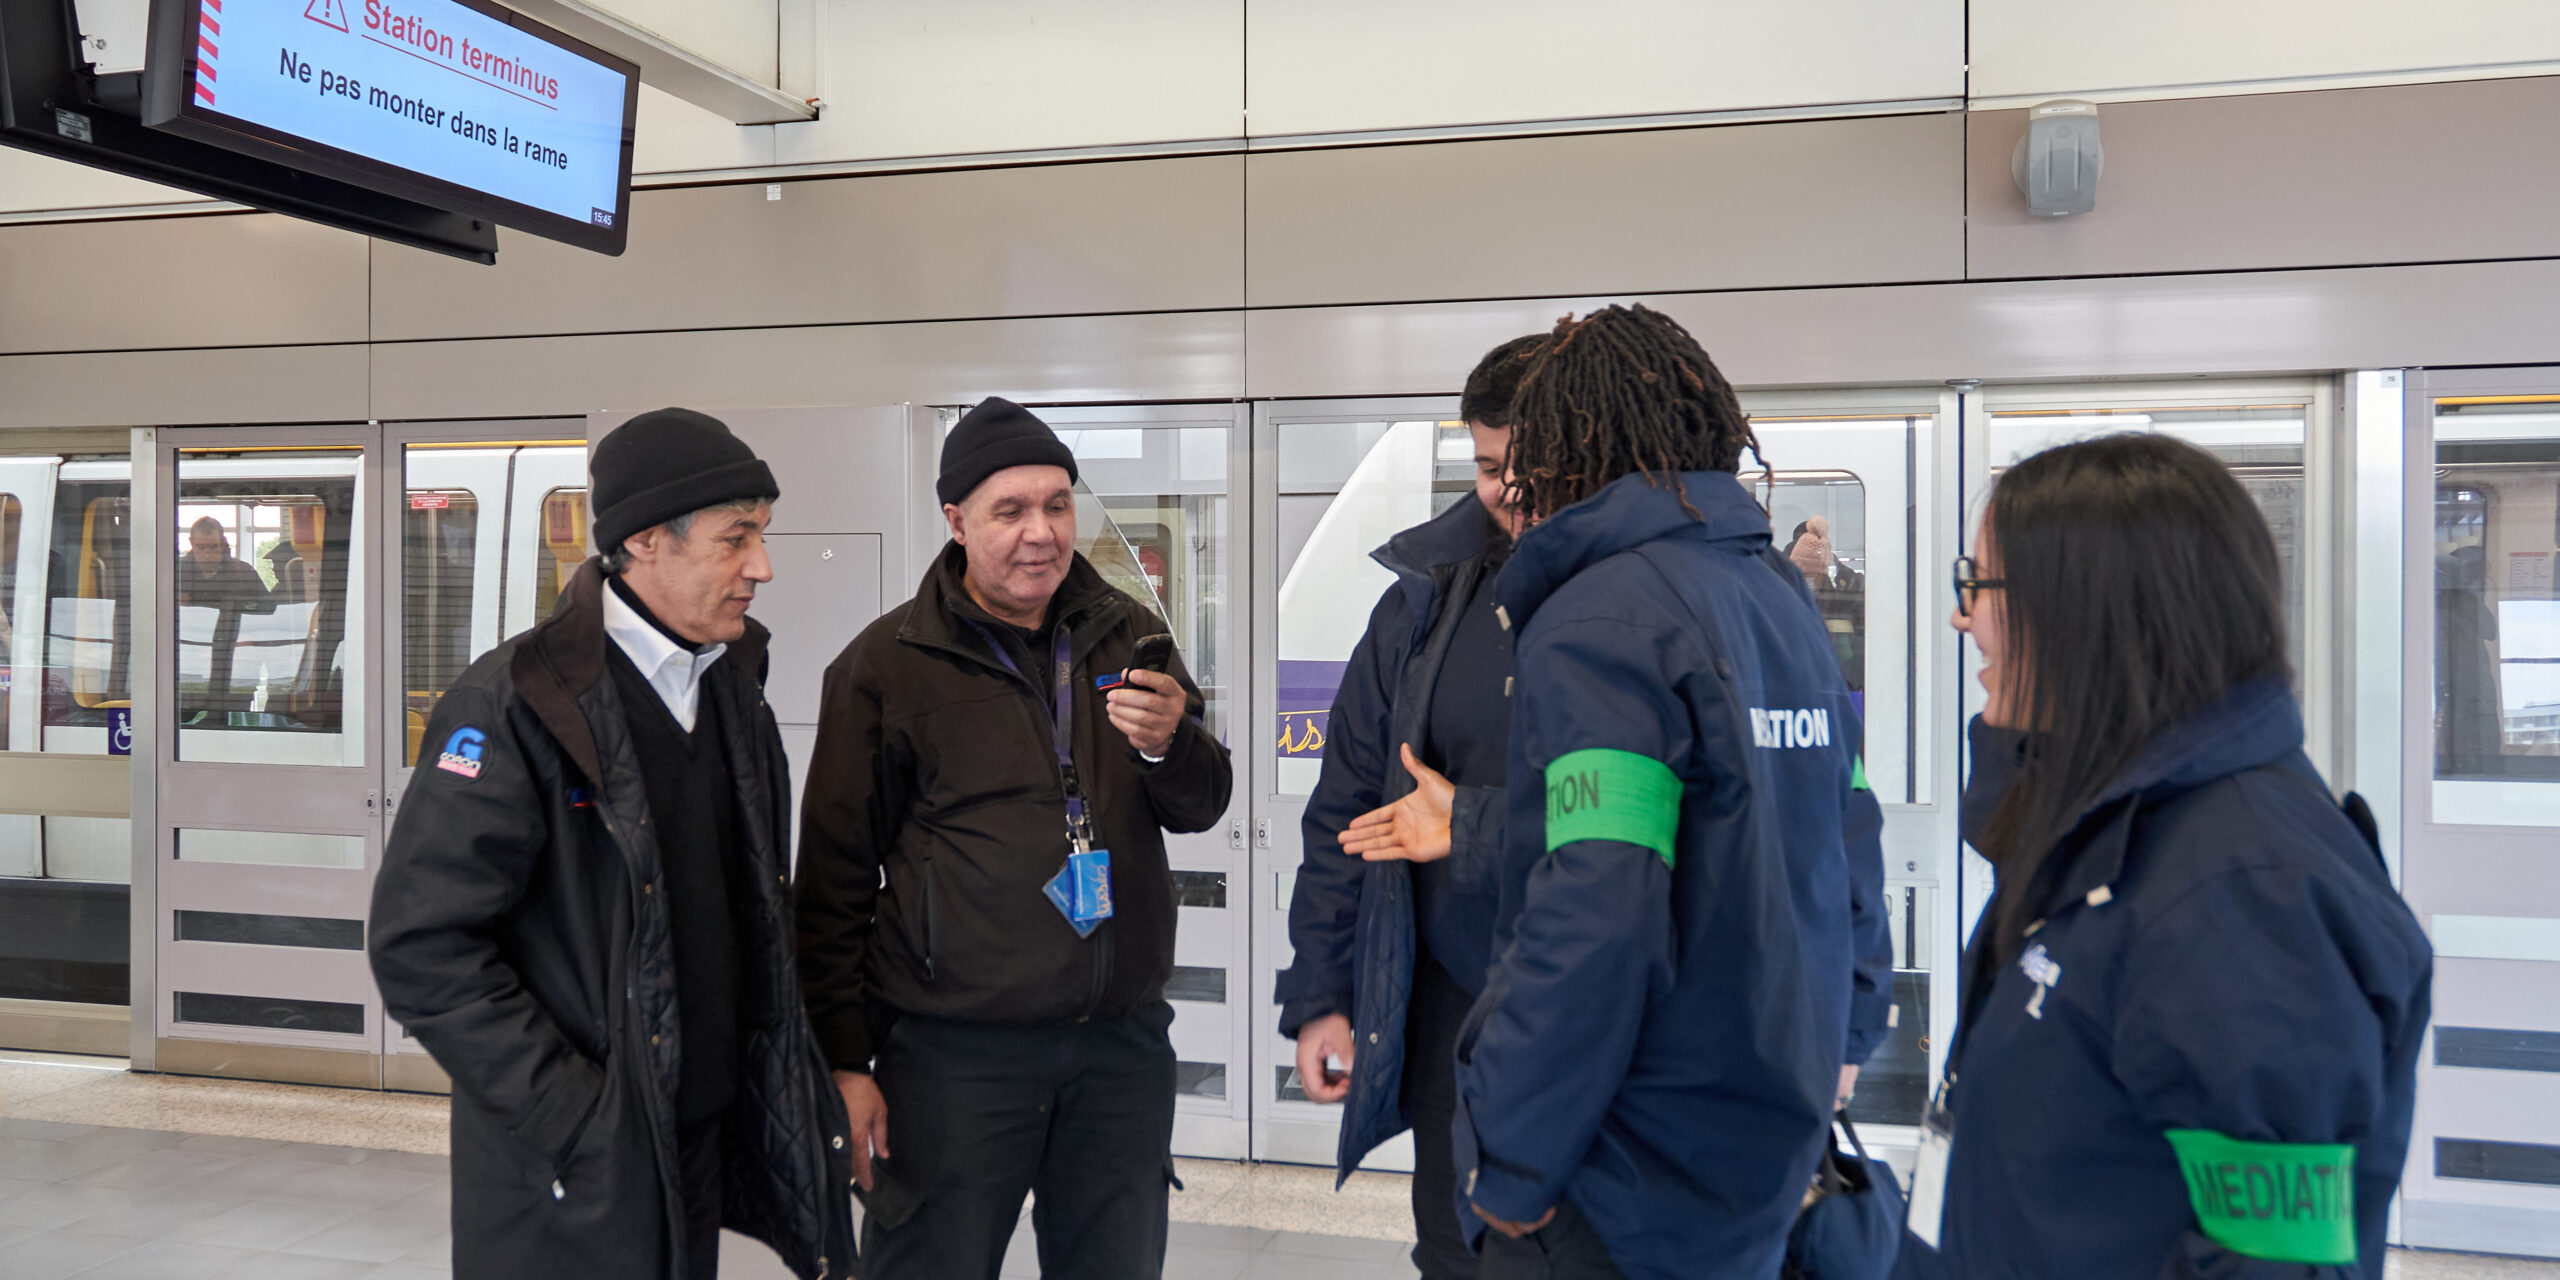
[371,561,857,1279]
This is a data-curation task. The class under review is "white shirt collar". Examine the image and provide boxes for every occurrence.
[601,578,725,733]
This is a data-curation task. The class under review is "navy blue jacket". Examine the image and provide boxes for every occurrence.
[1276,496,1514,1181]
[1916,678,2430,1280]
[1454,470,1879,1280]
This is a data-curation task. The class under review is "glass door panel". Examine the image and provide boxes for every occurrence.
[152,430,383,1071]
[0,452,137,1032]
[1254,399,1463,1169]
[382,425,587,1077]
[2429,399,2560,823]
[1043,406,1252,1159]
[173,449,365,767]
[393,435,587,772]
[1988,401,2314,685]
[1738,399,1938,1131]
[1252,395,1950,1158]
[2397,374,2560,1257]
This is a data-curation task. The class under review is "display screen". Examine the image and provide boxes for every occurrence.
[147,0,638,255]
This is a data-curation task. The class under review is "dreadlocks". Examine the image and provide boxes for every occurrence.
[1505,304,1762,521]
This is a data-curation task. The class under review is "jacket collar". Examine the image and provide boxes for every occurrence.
[1373,497,1508,623]
[1996,674,2306,913]
[1496,470,1770,630]
[512,558,772,784]
[898,541,1127,669]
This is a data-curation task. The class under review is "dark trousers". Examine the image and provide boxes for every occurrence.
[1406,956,1478,1280]
[1479,1201,1628,1280]
[862,1002,1177,1280]
[677,1110,723,1280]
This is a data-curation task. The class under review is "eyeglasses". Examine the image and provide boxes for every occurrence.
[1952,555,2007,618]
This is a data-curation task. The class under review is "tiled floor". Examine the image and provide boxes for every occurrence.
[0,1115,1418,1280]
[1,1054,2554,1279]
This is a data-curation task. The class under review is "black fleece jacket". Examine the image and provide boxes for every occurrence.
[793,545,1234,1071]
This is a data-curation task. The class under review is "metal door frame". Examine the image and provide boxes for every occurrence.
[1035,401,1259,1159]
[373,418,590,1090]
[136,421,385,1083]
[1744,384,1961,1148]
[2395,367,2560,1257]
[1249,394,1455,1169]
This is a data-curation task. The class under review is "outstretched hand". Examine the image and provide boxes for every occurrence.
[1339,744,1453,863]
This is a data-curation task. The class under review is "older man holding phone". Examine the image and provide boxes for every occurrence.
[794,397,1234,1280]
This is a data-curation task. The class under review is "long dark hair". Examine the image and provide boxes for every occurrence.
[1978,433,2290,955]
[1505,305,1761,521]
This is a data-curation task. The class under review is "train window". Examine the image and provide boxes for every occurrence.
[174,449,364,766]
[403,488,480,766]
[1990,405,2310,684]
[1273,418,1471,794]
[31,462,136,756]
[398,445,587,768]
[2432,400,2560,821]
[0,458,139,890]
[531,486,589,626]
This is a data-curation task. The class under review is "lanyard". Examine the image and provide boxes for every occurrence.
[968,620,1095,849]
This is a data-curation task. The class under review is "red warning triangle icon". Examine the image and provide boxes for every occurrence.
[305,0,350,33]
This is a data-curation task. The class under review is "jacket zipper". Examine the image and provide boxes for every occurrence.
[919,857,938,980]
[912,617,1118,1014]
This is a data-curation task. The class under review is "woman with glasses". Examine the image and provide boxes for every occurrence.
[1906,433,2431,1280]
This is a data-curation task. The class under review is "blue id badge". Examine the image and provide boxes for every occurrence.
[1044,846,1114,937]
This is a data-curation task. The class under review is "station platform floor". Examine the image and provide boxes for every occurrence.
[2,1050,2552,1280]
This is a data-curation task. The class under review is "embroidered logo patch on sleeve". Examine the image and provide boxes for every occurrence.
[437,727,487,779]
[2164,1129,2356,1265]
[1544,748,1681,868]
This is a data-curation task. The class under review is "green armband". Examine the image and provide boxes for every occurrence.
[1545,749,1681,869]
[2164,1129,2356,1265]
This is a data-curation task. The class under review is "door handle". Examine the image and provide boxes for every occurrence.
[365,790,380,817]
[1229,818,1245,851]
[1255,818,1272,849]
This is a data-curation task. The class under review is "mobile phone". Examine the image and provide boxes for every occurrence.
[1129,633,1176,675]
[1098,634,1177,690]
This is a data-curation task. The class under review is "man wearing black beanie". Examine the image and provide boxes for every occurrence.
[797,397,1234,1279]
[372,408,855,1280]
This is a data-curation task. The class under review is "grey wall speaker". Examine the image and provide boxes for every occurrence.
[2012,99,2103,217]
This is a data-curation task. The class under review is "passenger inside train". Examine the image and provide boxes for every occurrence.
[6,4,2560,1280]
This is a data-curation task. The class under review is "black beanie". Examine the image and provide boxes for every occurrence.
[591,408,779,551]
[937,397,1079,507]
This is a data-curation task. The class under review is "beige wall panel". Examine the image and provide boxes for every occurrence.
[1969,78,2560,279]
[0,214,366,355]
[1972,0,2560,102]
[1246,0,1961,137]
[1245,258,2560,395]
[0,345,368,429]
[369,312,1244,419]
[771,0,1242,165]
[371,156,1243,341]
[1246,115,1963,308]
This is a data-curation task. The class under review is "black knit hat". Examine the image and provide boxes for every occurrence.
[937,397,1078,507]
[591,408,779,551]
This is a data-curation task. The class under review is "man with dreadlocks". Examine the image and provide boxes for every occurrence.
[1452,305,1886,1279]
